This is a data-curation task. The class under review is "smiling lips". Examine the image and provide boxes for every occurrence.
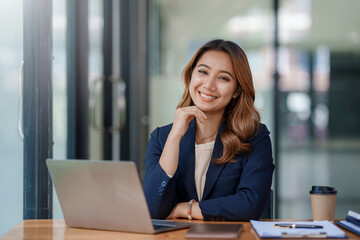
[199,91,217,101]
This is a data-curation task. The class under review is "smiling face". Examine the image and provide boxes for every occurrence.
[189,50,239,117]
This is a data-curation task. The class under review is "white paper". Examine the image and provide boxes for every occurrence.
[250,220,346,238]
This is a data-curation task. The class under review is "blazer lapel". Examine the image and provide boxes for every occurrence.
[202,123,226,200]
[178,119,199,201]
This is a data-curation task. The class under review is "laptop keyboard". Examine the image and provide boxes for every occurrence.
[152,219,177,230]
[153,224,173,230]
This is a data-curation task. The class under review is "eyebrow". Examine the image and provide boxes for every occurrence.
[197,64,234,79]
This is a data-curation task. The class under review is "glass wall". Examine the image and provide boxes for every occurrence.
[88,0,104,160]
[277,0,360,218]
[53,0,67,219]
[0,0,23,236]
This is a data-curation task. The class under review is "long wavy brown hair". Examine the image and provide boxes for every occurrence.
[177,39,260,164]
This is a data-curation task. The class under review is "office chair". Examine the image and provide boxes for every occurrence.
[260,189,274,219]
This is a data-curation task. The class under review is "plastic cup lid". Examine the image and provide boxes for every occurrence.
[309,186,337,194]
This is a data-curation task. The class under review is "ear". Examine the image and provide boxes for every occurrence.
[232,87,241,98]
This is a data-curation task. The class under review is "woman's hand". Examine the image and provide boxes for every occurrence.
[159,106,207,177]
[167,202,204,220]
[169,106,207,139]
[167,202,187,219]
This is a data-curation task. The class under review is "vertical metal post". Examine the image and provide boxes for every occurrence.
[128,0,140,165]
[23,0,53,219]
[120,0,130,161]
[129,0,149,173]
[67,0,89,160]
[273,0,280,219]
[120,0,149,173]
[103,0,113,160]
[309,52,315,139]
[135,0,149,177]
[112,0,122,161]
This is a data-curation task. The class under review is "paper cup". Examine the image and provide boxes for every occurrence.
[310,186,337,221]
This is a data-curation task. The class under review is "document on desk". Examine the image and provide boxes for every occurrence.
[251,220,346,238]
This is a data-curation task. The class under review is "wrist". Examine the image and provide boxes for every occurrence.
[187,199,196,220]
[190,202,203,220]
[168,130,183,142]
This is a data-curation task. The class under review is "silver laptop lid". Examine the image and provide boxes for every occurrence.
[46,159,155,233]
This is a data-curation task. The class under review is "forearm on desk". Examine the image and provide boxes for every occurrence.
[168,202,204,220]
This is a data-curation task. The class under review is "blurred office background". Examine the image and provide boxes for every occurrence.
[1,0,359,236]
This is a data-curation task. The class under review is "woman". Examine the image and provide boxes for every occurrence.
[143,39,274,221]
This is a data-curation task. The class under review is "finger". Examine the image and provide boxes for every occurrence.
[197,108,207,120]
[177,107,206,124]
[190,107,207,122]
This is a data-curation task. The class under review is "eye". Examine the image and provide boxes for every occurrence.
[219,76,230,81]
[198,70,208,75]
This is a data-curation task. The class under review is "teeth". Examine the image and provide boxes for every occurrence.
[200,92,216,99]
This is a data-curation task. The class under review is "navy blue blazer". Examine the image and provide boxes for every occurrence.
[143,119,274,221]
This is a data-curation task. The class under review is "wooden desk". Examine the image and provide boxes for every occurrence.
[1,219,359,240]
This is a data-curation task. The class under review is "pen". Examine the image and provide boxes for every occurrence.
[274,223,323,229]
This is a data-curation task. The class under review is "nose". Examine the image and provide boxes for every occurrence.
[203,76,216,91]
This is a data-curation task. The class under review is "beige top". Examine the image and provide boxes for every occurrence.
[194,140,215,201]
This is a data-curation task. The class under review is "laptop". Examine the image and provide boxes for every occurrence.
[46,159,192,233]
